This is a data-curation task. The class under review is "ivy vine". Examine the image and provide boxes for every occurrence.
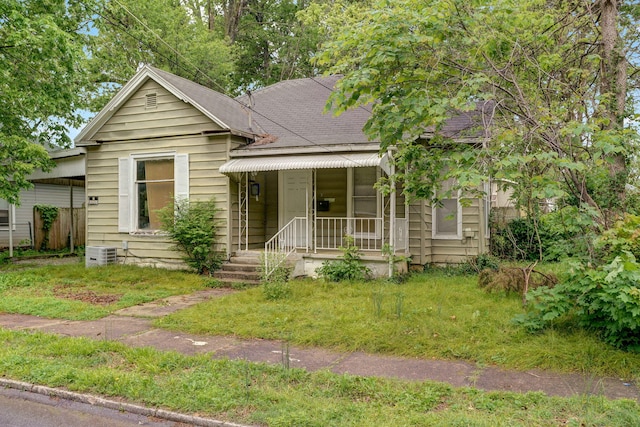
[35,204,59,250]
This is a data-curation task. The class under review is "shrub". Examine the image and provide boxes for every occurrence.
[157,198,223,275]
[316,235,371,282]
[516,253,640,350]
[595,214,640,262]
[462,253,501,274]
[491,207,597,262]
[260,252,293,300]
[478,266,557,294]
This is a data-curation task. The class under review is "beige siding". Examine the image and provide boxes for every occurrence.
[264,171,279,240]
[93,80,223,142]
[86,130,233,267]
[407,198,488,266]
[408,199,431,265]
[431,201,482,263]
[316,169,347,217]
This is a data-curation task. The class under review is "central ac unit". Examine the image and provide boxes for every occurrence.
[86,246,117,267]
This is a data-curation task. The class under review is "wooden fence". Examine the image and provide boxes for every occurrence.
[34,207,86,250]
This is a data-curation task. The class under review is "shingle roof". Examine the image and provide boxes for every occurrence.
[149,67,259,135]
[77,65,492,149]
[234,76,375,151]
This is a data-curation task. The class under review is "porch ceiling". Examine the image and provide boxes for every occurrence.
[219,152,387,174]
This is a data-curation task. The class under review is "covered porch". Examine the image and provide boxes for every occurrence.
[220,152,409,277]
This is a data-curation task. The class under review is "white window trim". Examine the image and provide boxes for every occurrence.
[432,192,462,240]
[0,204,16,231]
[118,151,189,235]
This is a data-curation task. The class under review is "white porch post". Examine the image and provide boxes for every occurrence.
[69,180,74,253]
[388,149,396,278]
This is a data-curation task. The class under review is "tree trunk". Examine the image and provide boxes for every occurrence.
[599,0,628,225]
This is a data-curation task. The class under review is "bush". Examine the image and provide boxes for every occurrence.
[316,236,371,282]
[462,253,501,274]
[478,266,557,294]
[491,207,597,262]
[157,198,223,275]
[595,214,640,263]
[260,253,293,300]
[516,253,640,350]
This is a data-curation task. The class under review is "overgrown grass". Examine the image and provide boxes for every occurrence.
[156,271,640,381]
[0,264,207,320]
[0,329,637,426]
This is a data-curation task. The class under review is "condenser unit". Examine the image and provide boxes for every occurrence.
[85,246,117,267]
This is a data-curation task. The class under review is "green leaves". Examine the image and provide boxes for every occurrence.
[157,198,223,275]
[318,0,636,222]
[0,0,92,204]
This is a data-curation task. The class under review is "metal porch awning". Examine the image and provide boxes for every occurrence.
[219,152,389,174]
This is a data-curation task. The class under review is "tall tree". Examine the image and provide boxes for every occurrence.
[317,0,639,228]
[0,0,93,204]
[228,0,325,92]
[88,0,235,109]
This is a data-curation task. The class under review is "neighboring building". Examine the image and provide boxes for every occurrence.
[0,148,86,249]
[75,66,494,276]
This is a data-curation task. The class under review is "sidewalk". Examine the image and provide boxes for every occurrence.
[0,288,638,402]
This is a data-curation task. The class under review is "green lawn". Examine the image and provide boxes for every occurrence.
[0,263,638,424]
[0,329,637,427]
[155,272,640,381]
[0,263,207,320]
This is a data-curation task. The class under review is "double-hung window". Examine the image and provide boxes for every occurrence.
[0,200,14,230]
[118,153,189,234]
[432,178,462,239]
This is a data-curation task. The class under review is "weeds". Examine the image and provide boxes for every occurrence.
[157,271,640,381]
[316,235,371,282]
[1,330,638,426]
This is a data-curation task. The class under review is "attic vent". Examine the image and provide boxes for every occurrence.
[145,93,157,109]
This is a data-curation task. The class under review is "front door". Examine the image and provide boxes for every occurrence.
[279,170,311,247]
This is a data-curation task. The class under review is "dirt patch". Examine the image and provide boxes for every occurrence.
[53,285,122,306]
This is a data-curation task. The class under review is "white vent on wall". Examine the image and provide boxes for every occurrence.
[145,92,157,109]
[86,246,117,267]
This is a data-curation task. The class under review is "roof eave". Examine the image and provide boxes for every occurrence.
[74,66,233,145]
[229,142,381,157]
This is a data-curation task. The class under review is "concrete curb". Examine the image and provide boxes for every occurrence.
[0,378,252,427]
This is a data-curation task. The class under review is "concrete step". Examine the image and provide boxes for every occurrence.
[229,255,262,264]
[214,270,261,281]
[220,263,260,272]
[213,254,262,286]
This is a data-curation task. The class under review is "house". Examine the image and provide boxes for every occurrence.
[75,66,493,276]
[0,148,86,251]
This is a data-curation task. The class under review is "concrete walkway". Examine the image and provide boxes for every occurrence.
[0,288,638,402]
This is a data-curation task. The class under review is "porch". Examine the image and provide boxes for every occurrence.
[219,152,409,278]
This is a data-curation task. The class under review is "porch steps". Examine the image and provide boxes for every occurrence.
[213,251,262,286]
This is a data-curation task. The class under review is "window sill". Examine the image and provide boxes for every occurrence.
[432,235,462,240]
[129,230,168,237]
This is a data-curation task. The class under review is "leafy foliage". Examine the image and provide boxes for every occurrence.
[88,0,325,106]
[317,0,637,227]
[517,254,640,350]
[491,207,598,262]
[316,235,371,282]
[0,0,94,203]
[88,0,235,107]
[596,214,640,263]
[34,205,59,250]
[157,198,223,275]
[260,252,293,301]
[34,205,59,232]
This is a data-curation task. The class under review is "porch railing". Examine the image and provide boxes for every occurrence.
[264,217,308,278]
[315,217,383,251]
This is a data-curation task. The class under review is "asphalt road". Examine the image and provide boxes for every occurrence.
[0,387,184,427]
